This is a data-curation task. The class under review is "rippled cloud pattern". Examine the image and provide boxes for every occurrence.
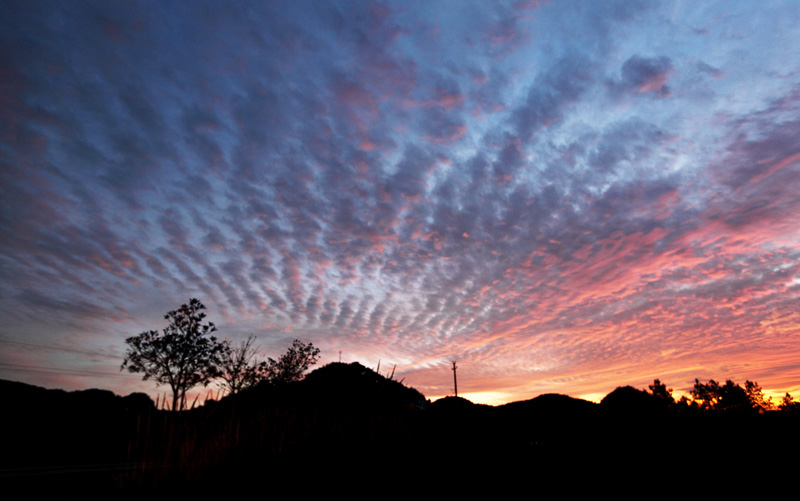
[2,1,800,403]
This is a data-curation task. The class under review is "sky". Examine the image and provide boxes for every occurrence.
[2,0,800,406]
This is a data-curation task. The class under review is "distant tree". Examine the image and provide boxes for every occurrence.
[717,379,751,412]
[744,380,772,412]
[778,393,800,412]
[121,298,225,411]
[218,334,268,395]
[691,378,768,413]
[674,395,696,411]
[648,379,675,406]
[691,378,722,411]
[263,339,320,385]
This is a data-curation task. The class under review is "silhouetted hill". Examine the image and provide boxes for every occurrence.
[1,379,156,492]
[430,395,478,409]
[218,361,428,413]
[501,392,598,413]
[0,379,155,414]
[296,361,428,409]
[601,385,663,414]
[191,361,431,485]
[4,374,799,493]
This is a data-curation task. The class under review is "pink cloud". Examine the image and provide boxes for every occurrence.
[637,72,670,95]
[423,124,467,145]
[748,151,800,186]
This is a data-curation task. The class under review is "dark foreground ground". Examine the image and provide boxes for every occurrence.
[3,363,798,493]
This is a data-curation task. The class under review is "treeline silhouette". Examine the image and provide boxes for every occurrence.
[3,366,799,493]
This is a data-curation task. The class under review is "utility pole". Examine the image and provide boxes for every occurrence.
[452,361,458,397]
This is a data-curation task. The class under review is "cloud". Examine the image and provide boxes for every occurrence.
[513,55,593,139]
[610,55,673,97]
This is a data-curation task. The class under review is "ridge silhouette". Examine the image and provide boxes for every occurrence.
[3,373,798,493]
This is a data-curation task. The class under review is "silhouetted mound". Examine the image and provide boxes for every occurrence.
[299,361,428,410]
[225,361,428,414]
[1,379,156,492]
[199,362,430,481]
[0,379,155,415]
[430,395,475,410]
[502,392,598,414]
[601,385,661,414]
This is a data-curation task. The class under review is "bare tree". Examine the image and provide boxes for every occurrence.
[218,334,267,395]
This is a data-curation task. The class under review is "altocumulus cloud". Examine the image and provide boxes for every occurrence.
[1,0,800,404]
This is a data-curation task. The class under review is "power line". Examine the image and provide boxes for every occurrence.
[0,362,137,379]
[0,338,120,359]
[0,338,134,381]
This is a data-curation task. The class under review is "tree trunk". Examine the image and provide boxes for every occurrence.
[171,384,180,412]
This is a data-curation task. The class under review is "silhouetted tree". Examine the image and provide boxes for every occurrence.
[121,298,225,411]
[648,379,675,406]
[263,339,320,385]
[218,334,267,395]
[691,378,722,410]
[691,378,766,413]
[779,393,800,412]
[674,395,695,411]
[744,380,772,412]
